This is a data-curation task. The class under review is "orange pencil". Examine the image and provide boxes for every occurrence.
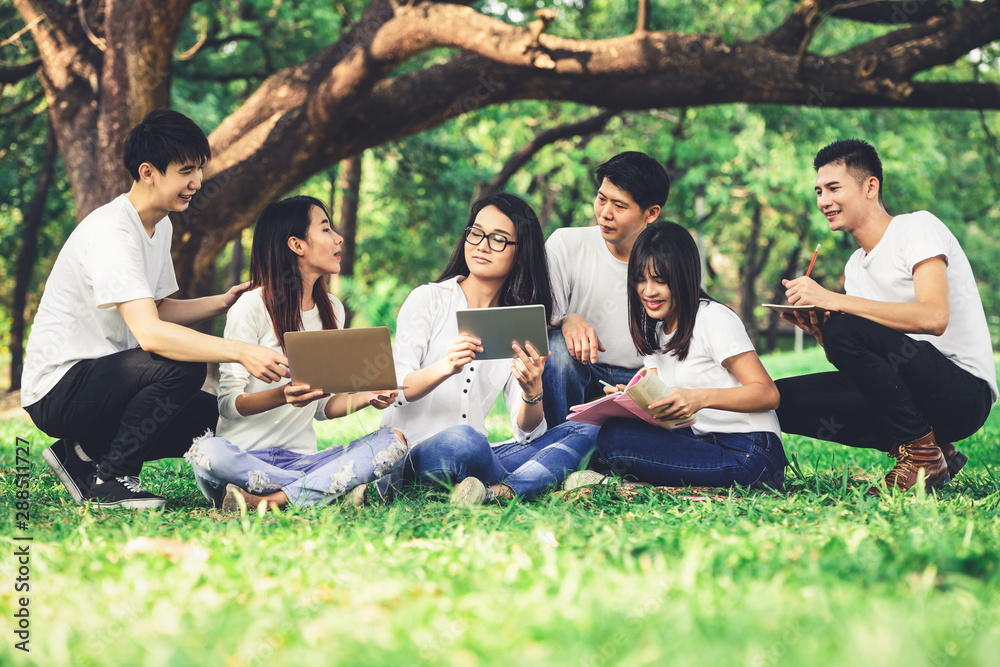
[805,244,820,277]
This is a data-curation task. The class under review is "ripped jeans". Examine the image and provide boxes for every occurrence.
[186,427,405,507]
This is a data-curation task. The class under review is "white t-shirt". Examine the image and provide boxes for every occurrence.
[844,211,997,403]
[216,288,345,454]
[546,226,643,369]
[21,195,178,407]
[380,276,546,447]
[643,300,781,437]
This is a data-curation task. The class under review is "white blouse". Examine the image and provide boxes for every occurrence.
[380,276,547,447]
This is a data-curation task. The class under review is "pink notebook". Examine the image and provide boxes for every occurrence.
[566,369,697,430]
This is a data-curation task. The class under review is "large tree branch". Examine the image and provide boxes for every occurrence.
[0,58,41,84]
[763,0,959,54]
[475,109,618,199]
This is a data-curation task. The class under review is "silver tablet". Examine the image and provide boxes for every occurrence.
[455,304,550,360]
[284,327,398,393]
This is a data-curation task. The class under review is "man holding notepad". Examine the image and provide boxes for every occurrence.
[775,139,996,494]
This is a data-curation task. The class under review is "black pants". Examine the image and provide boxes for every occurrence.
[25,348,218,478]
[776,313,993,452]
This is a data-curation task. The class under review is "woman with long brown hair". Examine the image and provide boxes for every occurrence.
[186,196,406,510]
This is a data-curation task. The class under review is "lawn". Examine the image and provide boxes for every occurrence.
[1,348,999,666]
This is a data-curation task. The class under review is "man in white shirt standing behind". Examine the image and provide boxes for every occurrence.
[543,151,670,426]
[777,139,997,494]
[22,110,288,509]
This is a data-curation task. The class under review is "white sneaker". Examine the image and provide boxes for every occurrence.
[449,477,495,506]
[563,470,611,491]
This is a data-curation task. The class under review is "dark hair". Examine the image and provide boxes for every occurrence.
[249,195,339,352]
[627,221,712,360]
[595,151,670,211]
[813,138,884,204]
[436,193,554,321]
[123,109,211,181]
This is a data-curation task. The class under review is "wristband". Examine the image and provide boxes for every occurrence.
[522,389,544,404]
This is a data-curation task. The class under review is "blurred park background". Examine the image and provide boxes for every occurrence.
[1,0,999,392]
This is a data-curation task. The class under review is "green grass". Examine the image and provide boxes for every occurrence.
[2,351,999,666]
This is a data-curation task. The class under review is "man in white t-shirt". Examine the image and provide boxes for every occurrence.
[542,151,670,426]
[776,139,996,494]
[22,110,288,509]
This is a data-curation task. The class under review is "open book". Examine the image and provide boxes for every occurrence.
[566,367,697,430]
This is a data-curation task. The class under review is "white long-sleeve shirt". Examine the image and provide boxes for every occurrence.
[380,276,547,447]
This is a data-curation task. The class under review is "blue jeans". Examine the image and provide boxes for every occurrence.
[542,329,640,427]
[396,422,599,499]
[597,419,786,490]
[185,427,406,507]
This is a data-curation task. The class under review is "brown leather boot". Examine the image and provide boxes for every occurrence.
[868,430,950,495]
[938,442,969,478]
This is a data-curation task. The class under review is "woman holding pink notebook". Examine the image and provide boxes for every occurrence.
[569,221,786,491]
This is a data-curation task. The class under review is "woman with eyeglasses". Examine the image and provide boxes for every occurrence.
[361,193,599,505]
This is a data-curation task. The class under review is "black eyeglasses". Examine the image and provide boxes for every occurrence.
[465,226,517,252]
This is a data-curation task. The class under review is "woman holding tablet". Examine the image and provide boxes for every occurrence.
[574,221,785,490]
[368,193,598,505]
[186,196,406,510]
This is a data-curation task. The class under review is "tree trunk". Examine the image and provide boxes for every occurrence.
[227,233,244,287]
[336,154,362,327]
[762,214,811,353]
[9,122,58,391]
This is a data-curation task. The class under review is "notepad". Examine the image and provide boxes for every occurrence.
[567,368,697,430]
[761,304,829,314]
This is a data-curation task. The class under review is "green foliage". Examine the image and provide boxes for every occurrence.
[2,354,1000,666]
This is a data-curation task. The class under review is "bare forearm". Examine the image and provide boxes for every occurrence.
[157,296,227,326]
[234,386,288,417]
[516,400,544,433]
[324,394,369,419]
[401,361,452,403]
[700,382,780,413]
[137,320,245,363]
[829,294,948,335]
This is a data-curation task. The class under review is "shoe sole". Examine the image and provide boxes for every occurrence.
[348,484,367,507]
[88,498,167,509]
[222,484,248,514]
[42,445,85,504]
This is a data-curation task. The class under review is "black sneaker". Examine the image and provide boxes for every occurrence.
[42,439,97,503]
[85,474,167,509]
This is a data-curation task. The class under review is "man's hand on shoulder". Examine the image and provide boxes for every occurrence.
[561,313,605,365]
[221,281,252,311]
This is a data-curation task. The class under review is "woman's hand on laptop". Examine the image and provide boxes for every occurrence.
[283,382,329,408]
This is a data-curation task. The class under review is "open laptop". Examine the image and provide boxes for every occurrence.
[284,327,398,393]
[455,304,550,360]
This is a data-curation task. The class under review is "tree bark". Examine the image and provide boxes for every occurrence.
[336,154,362,327]
[738,204,775,346]
[9,121,58,391]
[762,215,811,354]
[12,0,1000,294]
